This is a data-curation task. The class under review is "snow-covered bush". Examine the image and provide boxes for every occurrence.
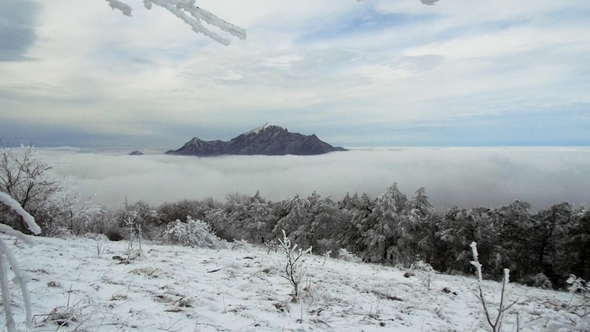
[338,248,362,263]
[230,239,253,252]
[530,272,553,289]
[410,260,436,290]
[163,217,225,249]
[410,260,435,272]
[567,275,589,318]
[0,192,42,332]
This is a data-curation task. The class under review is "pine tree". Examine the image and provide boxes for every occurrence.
[362,183,406,263]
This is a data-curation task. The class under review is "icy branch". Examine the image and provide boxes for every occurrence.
[0,192,41,235]
[105,0,133,16]
[106,0,246,45]
[0,224,36,246]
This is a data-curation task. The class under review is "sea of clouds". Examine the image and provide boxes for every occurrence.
[34,147,590,212]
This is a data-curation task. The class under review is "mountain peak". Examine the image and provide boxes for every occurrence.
[247,123,282,135]
[166,125,346,156]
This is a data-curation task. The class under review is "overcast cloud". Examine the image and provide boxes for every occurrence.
[35,147,590,211]
[0,0,589,147]
[0,0,40,61]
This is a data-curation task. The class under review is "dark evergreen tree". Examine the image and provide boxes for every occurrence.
[530,202,574,281]
[567,208,590,281]
[435,206,477,273]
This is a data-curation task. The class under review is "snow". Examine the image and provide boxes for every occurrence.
[2,235,587,331]
[248,123,277,135]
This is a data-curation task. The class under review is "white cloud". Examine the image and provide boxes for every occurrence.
[35,147,590,211]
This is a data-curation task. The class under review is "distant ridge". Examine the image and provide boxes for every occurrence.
[166,124,346,156]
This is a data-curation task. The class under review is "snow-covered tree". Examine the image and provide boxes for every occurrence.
[491,200,534,280]
[104,0,246,45]
[307,193,342,254]
[245,191,274,243]
[435,205,477,273]
[530,203,574,277]
[340,192,374,257]
[563,207,589,281]
[223,192,250,240]
[396,187,437,265]
[0,145,70,234]
[406,187,434,218]
[274,195,310,242]
[362,183,406,262]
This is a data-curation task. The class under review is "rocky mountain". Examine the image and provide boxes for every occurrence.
[165,123,346,156]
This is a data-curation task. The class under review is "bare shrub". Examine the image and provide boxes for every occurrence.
[337,248,362,263]
[278,230,312,302]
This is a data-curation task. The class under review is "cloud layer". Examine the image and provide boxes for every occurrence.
[35,147,590,211]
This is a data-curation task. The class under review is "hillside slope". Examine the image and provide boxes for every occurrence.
[3,235,587,331]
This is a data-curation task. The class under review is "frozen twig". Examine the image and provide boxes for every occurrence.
[470,241,514,332]
[278,230,312,302]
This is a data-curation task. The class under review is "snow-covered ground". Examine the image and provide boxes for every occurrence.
[2,235,588,331]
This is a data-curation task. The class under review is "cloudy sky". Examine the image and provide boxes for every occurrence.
[1,0,589,149]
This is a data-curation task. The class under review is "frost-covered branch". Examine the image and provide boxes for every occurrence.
[106,0,133,16]
[106,0,246,45]
[0,240,34,331]
[0,192,41,236]
[0,192,40,331]
[0,255,15,332]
